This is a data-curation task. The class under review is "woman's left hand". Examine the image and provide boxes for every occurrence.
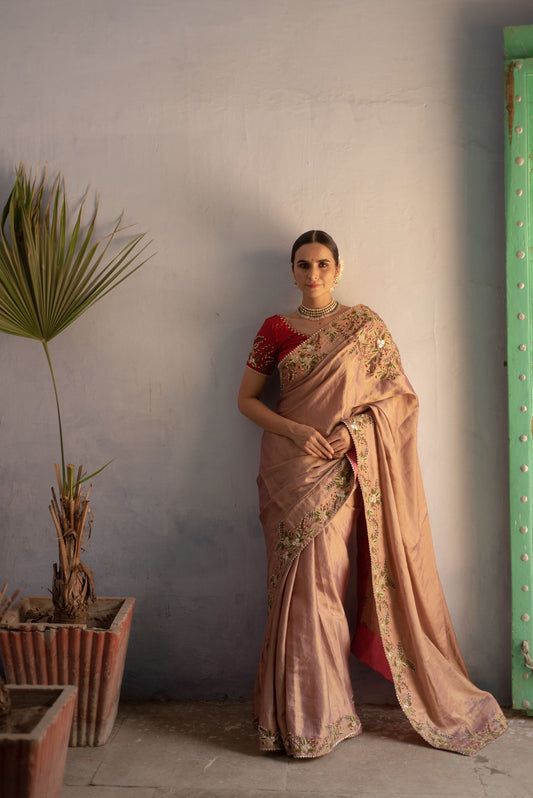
[327,424,353,458]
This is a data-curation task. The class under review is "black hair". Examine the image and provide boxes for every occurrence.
[290,230,339,265]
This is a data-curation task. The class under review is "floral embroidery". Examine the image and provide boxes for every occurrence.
[348,415,429,744]
[267,460,353,609]
[407,713,509,757]
[247,316,308,375]
[278,306,402,388]
[256,714,362,758]
[255,307,508,758]
[279,335,326,385]
[347,312,402,381]
[257,725,283,750]
[278,308,361,387]
[347,411,508,756]
[389,642,416,674]
[247,334,277,375]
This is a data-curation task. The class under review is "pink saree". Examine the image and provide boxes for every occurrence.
[253,305,507,758]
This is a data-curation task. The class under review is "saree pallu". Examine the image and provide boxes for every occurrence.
[253,305,507,758]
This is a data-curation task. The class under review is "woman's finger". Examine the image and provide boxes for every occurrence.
[307,433,334,459]
[327,426,351,451]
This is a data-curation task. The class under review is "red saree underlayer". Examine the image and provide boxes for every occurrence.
[253,305,507,758]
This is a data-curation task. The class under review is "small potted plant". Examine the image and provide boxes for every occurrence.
[0,164,153,745]
[0,585,77,798]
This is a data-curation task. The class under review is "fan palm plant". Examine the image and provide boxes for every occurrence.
[0,164,153,623]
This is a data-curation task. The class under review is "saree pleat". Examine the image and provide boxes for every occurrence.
[255,496,363,757]
[253,305,507,757]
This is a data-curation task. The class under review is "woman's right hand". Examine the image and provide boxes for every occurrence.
[289,424,335,460]
[238,368,334,459]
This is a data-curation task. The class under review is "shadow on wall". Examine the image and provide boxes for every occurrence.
[0,157,290,701]
[122,164,297,699]
[452,6,533,703]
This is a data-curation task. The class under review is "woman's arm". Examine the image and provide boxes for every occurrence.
[237,367,335,460]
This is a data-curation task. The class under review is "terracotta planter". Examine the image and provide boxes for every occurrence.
[0,684,76,798]
[0,596,134,746]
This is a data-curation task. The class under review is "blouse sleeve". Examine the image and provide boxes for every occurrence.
[246,317,280,376]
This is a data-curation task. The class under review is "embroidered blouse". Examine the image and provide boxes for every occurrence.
[247,316,308,376]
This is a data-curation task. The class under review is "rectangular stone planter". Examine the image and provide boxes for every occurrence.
[0,596,134,746]
[0,684,77,798]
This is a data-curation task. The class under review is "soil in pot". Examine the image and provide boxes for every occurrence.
[4,596,124,629]
[0,687,63,734]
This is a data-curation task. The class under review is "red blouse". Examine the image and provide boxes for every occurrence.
[247,315,308,376]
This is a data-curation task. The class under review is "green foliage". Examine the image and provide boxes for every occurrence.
[0,164,152,341]
[0,163,153,484]
[0,165,153,616]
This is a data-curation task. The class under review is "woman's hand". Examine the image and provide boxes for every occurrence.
[239,368,334,459]
[290,424,336,460]
[238,368,343,460]
[326,424,353,458]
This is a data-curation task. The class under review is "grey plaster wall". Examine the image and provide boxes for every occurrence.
[0,0,526,704]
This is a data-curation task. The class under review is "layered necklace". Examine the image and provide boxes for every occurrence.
[297,297,339,320]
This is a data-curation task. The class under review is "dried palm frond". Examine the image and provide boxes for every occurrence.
[49,465,95,623]
[0,583,19,624]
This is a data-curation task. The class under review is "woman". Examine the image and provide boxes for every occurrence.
[238,230,507,759]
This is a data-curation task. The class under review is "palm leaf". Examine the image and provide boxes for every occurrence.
[0,165,153,342]
[0,163,154,480]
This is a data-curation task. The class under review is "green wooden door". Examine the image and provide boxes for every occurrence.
[505,26,533,714]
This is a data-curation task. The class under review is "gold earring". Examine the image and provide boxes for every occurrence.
[333,260,344,285]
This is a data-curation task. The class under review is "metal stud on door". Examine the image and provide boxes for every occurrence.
[505,26,533,714]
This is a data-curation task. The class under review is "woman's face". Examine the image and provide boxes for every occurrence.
[292,242,339,307]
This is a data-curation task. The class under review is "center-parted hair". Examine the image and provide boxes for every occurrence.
[290,230,339,266]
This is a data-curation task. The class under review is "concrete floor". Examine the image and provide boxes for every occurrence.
[61,701,533,798]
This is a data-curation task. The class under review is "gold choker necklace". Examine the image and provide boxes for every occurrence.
[297,298,339,320]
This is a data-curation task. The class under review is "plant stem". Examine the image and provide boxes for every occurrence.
[41,339,65,487]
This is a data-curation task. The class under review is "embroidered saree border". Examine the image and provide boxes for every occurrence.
[278,305,402,389]
[256,714,363,759]
[267,458,353,609]
[255,304,508,758]
[347,412,508,756]
[265,305,393,612]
